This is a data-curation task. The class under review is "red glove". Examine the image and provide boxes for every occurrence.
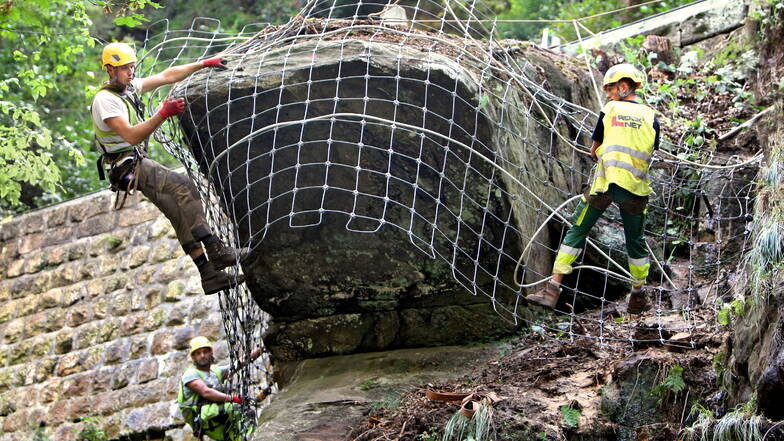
[202,56,227,69]
[229,395,243,404]
[158,97,185,119]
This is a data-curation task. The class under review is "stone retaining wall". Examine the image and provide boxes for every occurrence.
[0,189,225,441]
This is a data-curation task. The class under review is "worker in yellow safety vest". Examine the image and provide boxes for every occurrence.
[91,42,244,295]
[178,336,263,441]
[526,63,661,314]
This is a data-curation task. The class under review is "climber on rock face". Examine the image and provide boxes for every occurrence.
[178,336,263,441]
[90,42,245,295]
[526,63,660,314]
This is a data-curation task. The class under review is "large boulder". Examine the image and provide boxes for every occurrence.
[174,20,599,360]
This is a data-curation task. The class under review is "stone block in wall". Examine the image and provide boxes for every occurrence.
[56,351,83,377]
[47,205,68,228]
[113,361,135,390]
[105,339,129,365]
[83,345,104,371]
[54,332,72,355]
[93,367,116,393]
[161,352,187,378]
[93,295,110,320]
[69,194,111,223]
[127,246,151,269]
[38,378,60,403]
[18,232,43,255]
[66,303,91,328]
[152,328,176,355]
[43,309,66,333]
[112,291,133,316]
[74,323,100,350]
[123,401,173,434]
[99,319,120,344]
[165,280,186,303]
[61,373,92,397]
[137,358,159,384]
[76,214,117,239]
[17,295,39,317]
[5,260,23,279]
[121,312,146,337]
[9,340,32,365]
[190,296,219,321]
[48,225,76,247]
[0,281,10,303]
[67,241,86,261]
[149,217,174,240]
[92,389,122,415]
[62,284,85,307]
[40,287,62,310]
[118,203,159,228]
[145,306,169,332]
[130,334,148,360]
[167,307,188,326]
[3,318,25,344]
[23,357,56,386]
[151,241,181,263]
[23,251,47,275]
[0,346,6,367]
[99,253,120,276]
[0,220,19,241]
[145,286,162,310]
[196,317,222,342]
[0,367,21,393]
[0,301,16,324]
[31,336,53,358]
[21,213,44,236]
[46,246,67,267]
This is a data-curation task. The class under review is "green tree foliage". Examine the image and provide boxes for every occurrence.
[0,0,161,211]
[496,0,694,42]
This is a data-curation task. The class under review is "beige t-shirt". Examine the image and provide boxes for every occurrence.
[91,78,145,132]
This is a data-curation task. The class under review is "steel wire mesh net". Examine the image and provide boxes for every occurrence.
[132,1,758,436]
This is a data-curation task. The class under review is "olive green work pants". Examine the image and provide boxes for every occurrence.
[552,184,650,285]
[136,158,210,254]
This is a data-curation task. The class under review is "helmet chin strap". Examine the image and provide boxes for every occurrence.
[618,86,633,99]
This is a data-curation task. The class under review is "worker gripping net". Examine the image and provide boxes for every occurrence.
[134,1,758,436]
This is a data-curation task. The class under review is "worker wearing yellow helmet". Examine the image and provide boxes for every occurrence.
[91,42,246,295]
[527,63,660,314]
[178,336,264,440]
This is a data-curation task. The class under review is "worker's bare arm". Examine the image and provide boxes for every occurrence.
[141,62,203,92]
[185,379,233,403]
[104,113,166,146]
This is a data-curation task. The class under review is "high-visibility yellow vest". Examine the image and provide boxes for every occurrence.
[92,85,146,154]
[589,100,657,197]
[178,366,226,424]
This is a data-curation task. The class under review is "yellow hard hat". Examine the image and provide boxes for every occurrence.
[189,336,213,355]
[602,63,646,86]
[102,42,137,68]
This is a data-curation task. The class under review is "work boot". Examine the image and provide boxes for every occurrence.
[192,224,248,271]
[199,260,246,295]
[204,239,248,271]
[627,287,651,314]
[525,281,562,309]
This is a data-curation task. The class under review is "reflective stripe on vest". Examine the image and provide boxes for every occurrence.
[93,87,143,154]
[590,101,657,197]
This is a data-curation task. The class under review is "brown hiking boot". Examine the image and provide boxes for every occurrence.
[525,281,562,309]
[627,287,651,314]
[205,240,248,271]
[199,260,246,295]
